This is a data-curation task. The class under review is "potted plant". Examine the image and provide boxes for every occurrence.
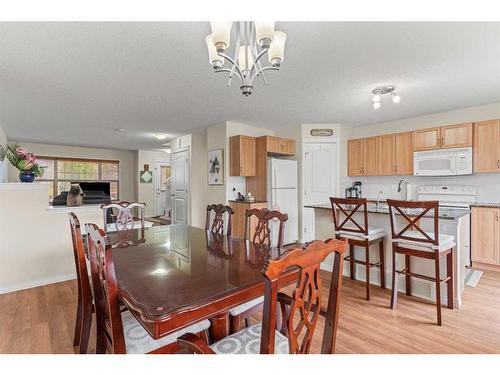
[0,144,45,182]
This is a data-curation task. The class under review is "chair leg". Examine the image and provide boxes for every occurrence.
[379,239,385,289]
[96,325,106,354]
[390,245,398,309]
[446,250,454,309]
[365,243,370,301]
[349,244,356,280]
[434,255,442,326]
[200,329,210,344]
[78,306,92,354]
[229,314,241,334]
[405,254,411,296]
[73,294,83,352]
[245,318,250,328]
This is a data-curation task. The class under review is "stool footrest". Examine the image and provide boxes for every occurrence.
[344,256,383,268]
[396,268,452,284]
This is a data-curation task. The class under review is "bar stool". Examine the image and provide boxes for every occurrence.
[330,197,386,300]
[387,199,455,326]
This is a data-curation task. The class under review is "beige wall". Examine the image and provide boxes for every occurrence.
[135,149,170,217]
[7,141,136,202]
[206,123,227,205]
[0,125,6,144]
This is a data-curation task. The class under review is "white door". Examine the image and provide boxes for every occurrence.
[154,160,170,217]
[171,149,189,225]
[303,142,337,204]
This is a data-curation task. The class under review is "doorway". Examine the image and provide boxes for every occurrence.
[303,142,338,205]
[170,148,190,225]
[154,160,171,217]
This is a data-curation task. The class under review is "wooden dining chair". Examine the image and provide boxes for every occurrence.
[85,222,211,354]
[228,208,289,334]
[387,199,455,326]
[205,204,234,236]
[177,238,348,354]
[101,201,146,232]
[330,197,386,301]
[68,212,93,354]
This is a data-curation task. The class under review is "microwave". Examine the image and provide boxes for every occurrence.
[414,147,473,176]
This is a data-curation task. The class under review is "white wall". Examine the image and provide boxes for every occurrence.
[135,149,170,217]
[6,142,136,202]
[347,102,500,202]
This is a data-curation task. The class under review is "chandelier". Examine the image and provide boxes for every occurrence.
[205,22,287,96]
[372,86,401,109]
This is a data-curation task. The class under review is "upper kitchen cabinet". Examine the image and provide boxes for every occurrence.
[378,134,396,175]
[474,119,500,173]
[348,137,379,176]
[261,136,296,156]
[413,127,441,151]
[395,132,414,175]
[229,135,256,176]
[413,123,473,151]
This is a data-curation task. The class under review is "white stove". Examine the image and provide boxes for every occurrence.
[416,184,477,209]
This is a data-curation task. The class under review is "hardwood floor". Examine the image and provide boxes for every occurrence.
[1,269,499,354]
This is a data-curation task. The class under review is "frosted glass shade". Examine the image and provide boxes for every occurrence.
[255,22,275,45]
[268,31,287,64]
[205,34,224,65]
[210,22,232,51]
[238,46,254,71]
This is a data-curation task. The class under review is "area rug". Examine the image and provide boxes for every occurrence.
[464,268,483,288]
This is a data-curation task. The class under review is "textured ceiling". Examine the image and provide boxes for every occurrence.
[0,22,499,150]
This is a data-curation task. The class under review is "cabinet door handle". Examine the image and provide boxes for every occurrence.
[497,160,500,169]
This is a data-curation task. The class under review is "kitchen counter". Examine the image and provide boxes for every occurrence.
[470,202,500,208]
[228,200,267,204]
[304,203,470,220]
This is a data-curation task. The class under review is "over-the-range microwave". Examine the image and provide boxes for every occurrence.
[413,147,473,176]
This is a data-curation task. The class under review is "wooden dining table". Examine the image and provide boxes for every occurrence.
[104,224,342,353]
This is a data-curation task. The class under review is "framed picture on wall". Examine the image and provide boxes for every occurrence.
[208,148,223,185]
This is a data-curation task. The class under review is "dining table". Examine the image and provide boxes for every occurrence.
[103,224,342,353]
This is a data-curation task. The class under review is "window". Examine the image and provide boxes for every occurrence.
[37,157,119,202]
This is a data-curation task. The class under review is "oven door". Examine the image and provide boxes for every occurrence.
[414,154,456,176]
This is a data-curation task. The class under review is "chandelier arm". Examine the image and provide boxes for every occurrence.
[218,53,244,82]
[249,48,269,83]
[214,68,243,84]
[250,66,279,84]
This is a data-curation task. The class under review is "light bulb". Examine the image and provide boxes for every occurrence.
[255,21,275,48]
[155,134,168,140]
[268,31,287,66]
[210,22,232,52]
[238,46,254,71]
[392,93,401,103]
[373,102,381,110]
[372,94,381,102]
[205,34,224,68]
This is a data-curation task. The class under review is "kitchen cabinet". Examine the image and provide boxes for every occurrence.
[414,123,473,151]
[348,138,364,176]
[229,200,267,238]
[474,119,500,173]
[378,134,396,175]
[471,207,500,265]
[229,135,255,176]
[395,132,414,175]
[262,136,296,156]
[363,137,379,175]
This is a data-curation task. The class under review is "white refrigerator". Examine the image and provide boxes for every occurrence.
[267,158,298,245]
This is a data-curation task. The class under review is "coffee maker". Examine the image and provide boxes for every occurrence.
[345,181,362,198]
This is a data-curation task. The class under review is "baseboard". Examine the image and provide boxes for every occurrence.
[472,261,500,273]
[0,273,76,295]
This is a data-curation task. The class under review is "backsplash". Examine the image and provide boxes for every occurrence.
[345,173,500,203]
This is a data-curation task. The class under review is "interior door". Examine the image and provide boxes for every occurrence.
[303,142,337,204]
[171,149,189,225]
[155,161,171,217]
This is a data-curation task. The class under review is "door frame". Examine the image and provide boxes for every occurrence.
[170,147,191,225]
[301,139,340,243]
[154,159,171,217]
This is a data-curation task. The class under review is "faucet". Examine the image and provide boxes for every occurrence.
[376,190,383,208]
[398,178,408,198]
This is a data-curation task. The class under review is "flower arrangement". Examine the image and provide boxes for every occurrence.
[0,144,45,182]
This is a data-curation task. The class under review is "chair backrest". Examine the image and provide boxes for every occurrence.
[101,201,146,232]
[244,208,288,248]
[386,199,440,246]
[86,223,126,354]
[205,204,234,236]
[68,213,93,311]
[329,197,369,236]
[260,238,348,354]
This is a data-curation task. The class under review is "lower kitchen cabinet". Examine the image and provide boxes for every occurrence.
[471,207,500,266]
[229,200,267,238]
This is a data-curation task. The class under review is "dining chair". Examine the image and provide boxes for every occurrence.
[177,238,348,354]
[330,197,386,300]
[228,208,289,334]
[101,201,146,232]
[85,222,211,354]
[68,212,93,354]
[205,204,234,236]
[387,199,455,326]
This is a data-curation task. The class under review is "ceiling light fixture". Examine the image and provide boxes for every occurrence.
[154,134,168,140]
[206,21,287,96]
[115,128,126,132]
[371,86,401,109]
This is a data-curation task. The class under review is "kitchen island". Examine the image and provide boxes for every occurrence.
[305,203,470,308]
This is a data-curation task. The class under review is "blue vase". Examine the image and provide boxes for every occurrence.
[19,171,35,183]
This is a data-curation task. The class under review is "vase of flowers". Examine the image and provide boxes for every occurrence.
[0,144,45,183]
